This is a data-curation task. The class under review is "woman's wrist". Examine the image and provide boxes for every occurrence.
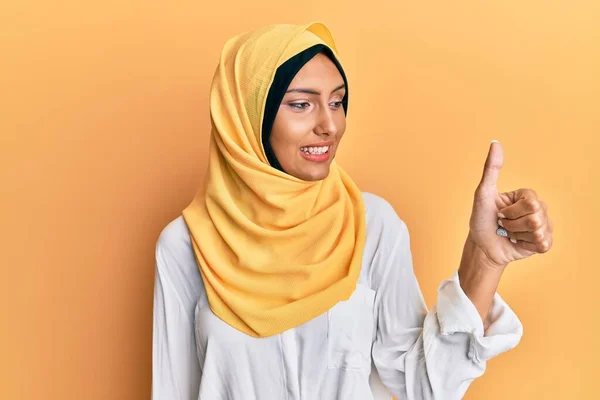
[458,235,507,328]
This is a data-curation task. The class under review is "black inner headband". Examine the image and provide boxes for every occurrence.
[261,44,349,173]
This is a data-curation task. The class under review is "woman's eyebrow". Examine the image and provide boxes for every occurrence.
[285,83,346,95]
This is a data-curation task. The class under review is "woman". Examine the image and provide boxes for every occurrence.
[152,22,553,399]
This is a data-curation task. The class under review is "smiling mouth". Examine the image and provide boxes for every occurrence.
[299,145,332,162]
[300,145,330,155]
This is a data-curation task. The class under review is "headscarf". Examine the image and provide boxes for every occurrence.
[182,22,366,338]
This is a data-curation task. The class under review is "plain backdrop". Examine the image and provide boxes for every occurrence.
[1,1,599,399]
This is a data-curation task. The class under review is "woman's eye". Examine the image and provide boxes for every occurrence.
[289,102,310,109]
[288,101,344,110]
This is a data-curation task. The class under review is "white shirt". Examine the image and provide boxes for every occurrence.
[152,193,523,400]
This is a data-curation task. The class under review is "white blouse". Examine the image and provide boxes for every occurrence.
[152,193,523,400]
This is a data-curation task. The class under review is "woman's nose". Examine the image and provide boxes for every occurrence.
[315,107,338,136]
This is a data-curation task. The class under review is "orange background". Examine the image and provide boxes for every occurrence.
[2,1,599,399]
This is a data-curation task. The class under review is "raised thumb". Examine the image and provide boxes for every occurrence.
[477,140,504,193]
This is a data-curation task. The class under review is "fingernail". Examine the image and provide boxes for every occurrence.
[497,219,504,227]
[496,227,508,237]
[497,212,506,218]
[491,139,499,143]
[510,238,517,244]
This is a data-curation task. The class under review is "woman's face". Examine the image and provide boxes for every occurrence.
[269,53,347,181]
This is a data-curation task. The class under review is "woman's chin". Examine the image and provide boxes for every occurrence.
[282,155,335,181]
[299,164,331,181]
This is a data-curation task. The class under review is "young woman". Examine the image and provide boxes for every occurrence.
[152,22,553,400]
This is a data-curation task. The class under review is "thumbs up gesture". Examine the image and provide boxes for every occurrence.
[467,140,554,269]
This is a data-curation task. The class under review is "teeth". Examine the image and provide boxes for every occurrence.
[301,146,329,155]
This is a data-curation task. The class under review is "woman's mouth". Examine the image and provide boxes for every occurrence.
[299,145,331,162]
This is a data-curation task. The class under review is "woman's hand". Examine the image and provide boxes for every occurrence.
[467,141,554,269]
[459,140,554,325]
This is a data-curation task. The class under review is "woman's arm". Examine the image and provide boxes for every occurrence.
[152,219,203,400]
[368,200,522,400]
[457,238,505,331]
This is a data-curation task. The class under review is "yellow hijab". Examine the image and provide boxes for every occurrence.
[182,22,366,338]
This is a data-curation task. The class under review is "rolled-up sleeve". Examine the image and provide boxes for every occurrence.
[370,216,523,400]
